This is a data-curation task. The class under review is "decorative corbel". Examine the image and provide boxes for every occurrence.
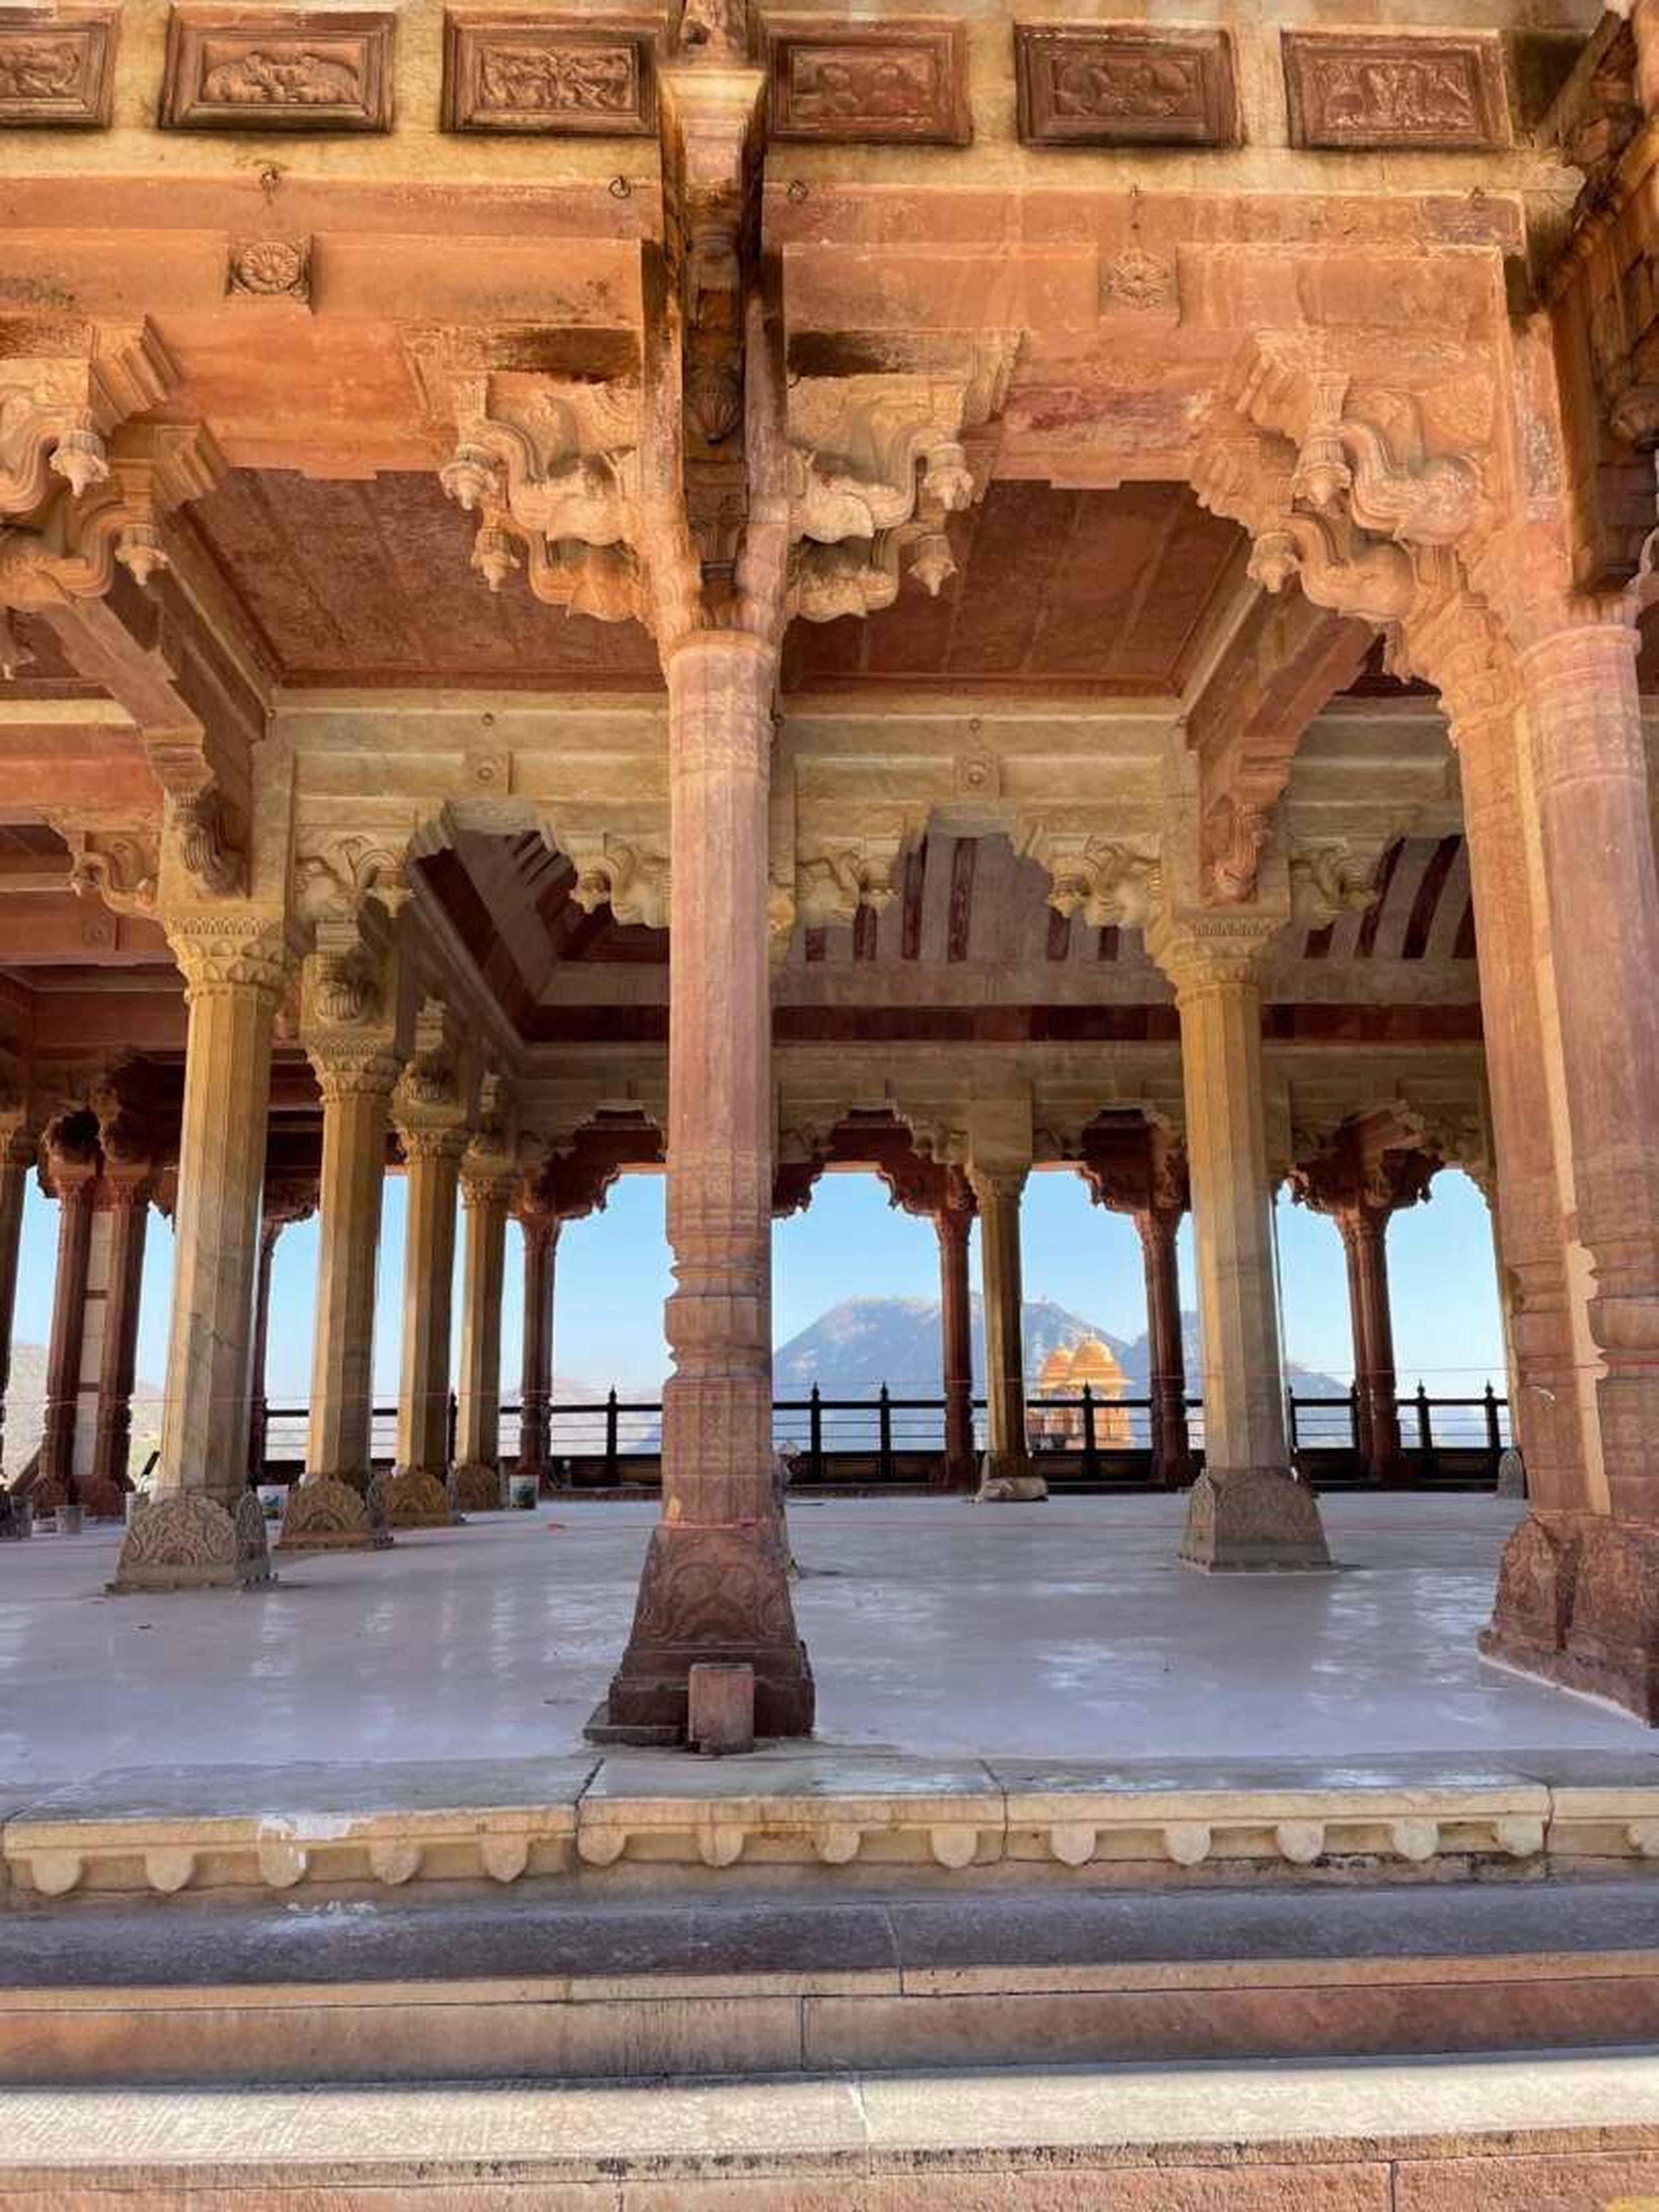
[1020,823,1163,930]
[795,824,912,930]
[294,833,412,925]
[171,788,245,900]
[1287,835,1395,928]
[44,819,160,918]
[558,832,670,931]
[0,423,224,613]
[0,321,178,519]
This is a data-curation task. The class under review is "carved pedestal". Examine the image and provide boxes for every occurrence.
[280,1473,390,1551]
[1179,1466,1332,1573]
[114,1490,273,1592]
[592,632,812,1743]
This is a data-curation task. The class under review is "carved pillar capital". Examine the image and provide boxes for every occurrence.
[163,909,292,1008]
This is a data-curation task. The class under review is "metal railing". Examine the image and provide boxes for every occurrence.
[254,1383,1510,1488]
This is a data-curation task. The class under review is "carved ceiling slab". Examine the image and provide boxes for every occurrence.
[1014,25,1237,149]
[766,21,968,146]
[442,15,655,135]
[0,7,117,126]
[160,8,395,131]
[1281,32,1510,153]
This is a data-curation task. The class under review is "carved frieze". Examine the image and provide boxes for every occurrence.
[1282,32,1509,152]
[1014,25,1236,149]
[0,7,117,126]
[766,22,968,146]
[160,9,395,131]
[443,15,655,133]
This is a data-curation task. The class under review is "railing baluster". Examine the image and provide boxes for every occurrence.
[877,1385,893,1481]
[1081,1381,1097,1479]
[1415,1382,1433,1452]
[605,1387,619,1482]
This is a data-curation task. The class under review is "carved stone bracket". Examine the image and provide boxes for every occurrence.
[0,322,177,519]
[411,342,650,624]
[556,831,670,931]
[0,423,223,612]
[794,823,914,931]
[44,818,160,918]
[294,833,411,924]
[1018,823,1162,932]
[1287,835,1397,929]
[169,789,246,902]
[786,337,1019,621]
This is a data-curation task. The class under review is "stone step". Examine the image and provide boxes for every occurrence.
[6,1877,1659,2086]
[3,2050,1659,2206]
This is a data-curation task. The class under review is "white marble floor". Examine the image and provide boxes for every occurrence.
[0,1494,1646,1787]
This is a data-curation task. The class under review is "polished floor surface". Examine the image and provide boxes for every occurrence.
[0,1494,1645,1787]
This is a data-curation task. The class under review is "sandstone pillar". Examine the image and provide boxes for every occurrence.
[1137,1206,1192,1489]
[972,1167,1044,1498]
[246,1214,282,1489]
[89,1170,152,1511]
[595,630,812,1742]
[387,1123,465,1528]
[451,1167,514,1512]
[1338,1209,1403,1487]
[934,1178,976,1489]
[281,1056,397,1551]
[1500,617,1659,1715]
[518,1211,558,1488]
[111,915,288,1592]
[1147,921,1329,1570]
[0,1124,31,1478]
[38,1138,96,1508]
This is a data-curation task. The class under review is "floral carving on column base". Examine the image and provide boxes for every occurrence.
[1483,1516,1659,1725]
[591,1519,815,1743]
[276,1474,391,1551]
[1179,1468,1332,1573]
[109,1492,273,1593]
[382,1468,458,1529]
[450,1460,505,1513]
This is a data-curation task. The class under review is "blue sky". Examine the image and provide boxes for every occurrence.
[10,1158,1506,1406]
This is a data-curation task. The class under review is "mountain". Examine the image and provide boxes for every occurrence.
[0,1342,166,1478]
[771,1296,1346,1400]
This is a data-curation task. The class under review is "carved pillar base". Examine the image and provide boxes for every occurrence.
[589,1519,815,1744]
[1481,1512,1659,1723]
[276,1474,391,1552]
[1179,1466,1332,1573]
[450,1459,505,1513]
[110,1492,273,1593]
[383,1468,459,1529]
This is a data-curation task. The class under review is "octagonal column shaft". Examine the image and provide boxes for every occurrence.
[279,1063,396,1552]
[1339,1209,1402,1485]
[452,1171,513,1510]
[934,1198,975,1488]
[39,1169,95,1501]
[972,1169,1033,1483]
[112,918,286,1591]
[597,630,812,1743]
[90,1175,151,1506]
[1151,927,1328,1570]
[1136,1207,1192,1488]
[391,1128,464,1513]
[0,1131,30,1478]
[518,1213,558,1484]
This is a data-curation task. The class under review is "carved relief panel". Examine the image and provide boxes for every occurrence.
[0,7,117,126]
[1282,32,1509,152]
[1014,25,1236,149]
[766,21,968,146]
[442,15,655,135]
[161,8,395,130]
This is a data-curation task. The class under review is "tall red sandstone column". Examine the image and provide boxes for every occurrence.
[597,630,812,1741]
[1136,1207,1192,1489]
[452,1165,515,1512]
[1338,1209,1403,1487]
[1506,615,1659,1713]
[934,1181,976,1489]
[972,1167,1041,1494]
[0,1123,31,1479]
[518,1211,558,1486]
[38,1128,97,1506]
[89,1170,152,1509]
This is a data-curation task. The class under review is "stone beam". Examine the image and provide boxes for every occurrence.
[1181,578,1374,907]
